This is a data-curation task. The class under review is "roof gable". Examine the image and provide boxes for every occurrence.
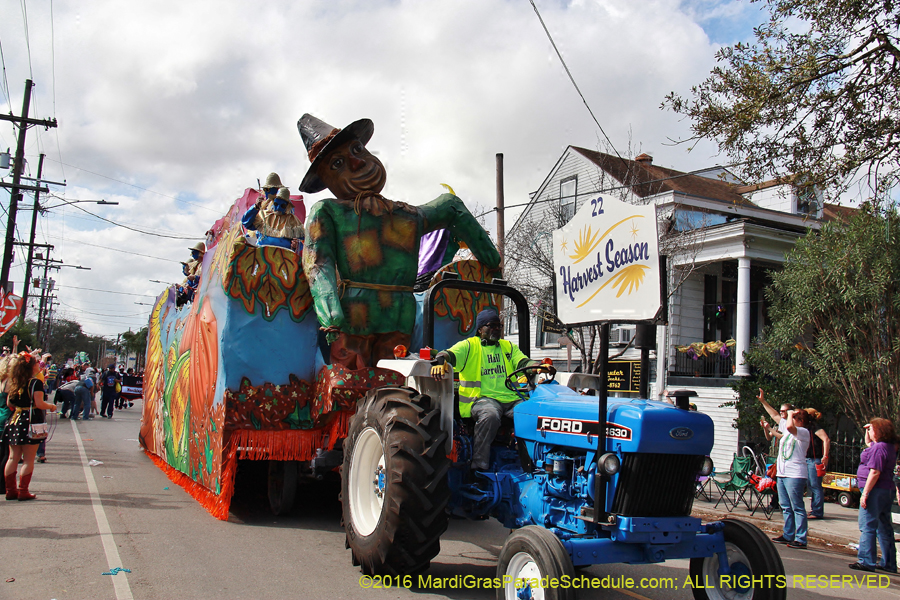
[570,146,751,206]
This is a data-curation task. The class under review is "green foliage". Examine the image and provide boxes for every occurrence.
[0,320,37,352]
[732,207,900,431]
[44,319,106,364]
[665,0,900,199]
[729,347,840,441]
[121,327,148,366]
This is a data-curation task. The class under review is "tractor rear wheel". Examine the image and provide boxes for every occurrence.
[342,388,451,575]
[689,518,785,600]
[496,526,575,600]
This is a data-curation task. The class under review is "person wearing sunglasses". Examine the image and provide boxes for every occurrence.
[758,389,810,549]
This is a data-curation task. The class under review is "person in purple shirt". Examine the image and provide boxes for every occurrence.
[850,417,898,573]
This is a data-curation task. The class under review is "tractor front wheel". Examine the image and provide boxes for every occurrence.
[689,519,786,600]
[496,526,575,600]
[342,388,451,575]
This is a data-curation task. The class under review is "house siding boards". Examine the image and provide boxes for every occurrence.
[691,386,741,471]
[669,269,704,366]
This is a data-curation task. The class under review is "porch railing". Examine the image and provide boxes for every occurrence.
[671,348,735,378]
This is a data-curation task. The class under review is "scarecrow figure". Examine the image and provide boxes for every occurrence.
[185,242,206,277]
[242,174,305,250]
[297,113,500,369]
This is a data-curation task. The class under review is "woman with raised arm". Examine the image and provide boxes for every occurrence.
[2,352,57,500]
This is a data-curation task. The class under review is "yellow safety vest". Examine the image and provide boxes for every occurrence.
[457,337,516,418]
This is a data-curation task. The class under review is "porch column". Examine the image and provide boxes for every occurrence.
[734,257,751,377]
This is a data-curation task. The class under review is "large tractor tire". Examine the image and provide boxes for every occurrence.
[341,387,451,575]
[689,518,786,600]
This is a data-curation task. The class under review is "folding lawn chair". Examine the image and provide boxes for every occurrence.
[712,454,757,512]
[694,472,714,501]
[741,446,777,520]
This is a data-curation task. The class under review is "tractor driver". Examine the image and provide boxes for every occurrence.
[431,308,554,472]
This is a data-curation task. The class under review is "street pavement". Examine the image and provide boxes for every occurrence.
[2,402,898,600]
[691,485,868,554]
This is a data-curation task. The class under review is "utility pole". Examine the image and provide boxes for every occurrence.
[0,80,57,294]
[34,255,60,341]
[42,295,56,350]
[21,153,45,319]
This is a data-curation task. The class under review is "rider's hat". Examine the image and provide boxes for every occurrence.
[262,172,283,190]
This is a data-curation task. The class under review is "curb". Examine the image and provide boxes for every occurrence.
[692,508,858,556]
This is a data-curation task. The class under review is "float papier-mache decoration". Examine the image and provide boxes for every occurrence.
[140,113,501,519]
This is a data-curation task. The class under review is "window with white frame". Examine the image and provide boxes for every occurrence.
[560,177,577,222]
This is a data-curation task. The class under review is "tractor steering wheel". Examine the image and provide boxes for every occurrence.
[504,364,556,396]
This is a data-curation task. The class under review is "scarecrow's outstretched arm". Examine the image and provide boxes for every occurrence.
[421,194,501,269]
[302,201,345,342]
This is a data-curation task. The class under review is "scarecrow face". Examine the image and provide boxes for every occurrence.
[272,197,291,214]
[317,139,386,200]
[191,249,203,260]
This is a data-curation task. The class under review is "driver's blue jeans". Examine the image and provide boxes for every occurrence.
[470,397,520,471]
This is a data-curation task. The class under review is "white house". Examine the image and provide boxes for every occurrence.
[505,145,838,469]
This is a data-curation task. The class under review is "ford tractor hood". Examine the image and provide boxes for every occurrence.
[514,384,714,456]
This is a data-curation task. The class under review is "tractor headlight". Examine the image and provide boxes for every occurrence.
[598,453,620,476]
[699,456,714,476]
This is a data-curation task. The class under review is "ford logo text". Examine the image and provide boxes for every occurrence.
[669,427,693,440]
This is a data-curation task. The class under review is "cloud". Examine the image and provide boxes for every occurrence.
[0,0,754,337]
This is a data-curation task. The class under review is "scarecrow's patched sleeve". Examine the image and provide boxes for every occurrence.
[421,194,501,269]
[303,200,345,338]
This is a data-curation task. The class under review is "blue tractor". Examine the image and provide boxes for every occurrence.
[340,277,785,600]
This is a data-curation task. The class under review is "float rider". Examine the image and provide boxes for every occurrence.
[431,308,555,472]
[185,242,206,277]
[242,183,305,250]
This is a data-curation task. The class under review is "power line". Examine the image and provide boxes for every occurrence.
[56,299,147,318]
[528,0,627,167]
[19,0,33,79]
[44,157,223,214]
[0,33,11,108]
[64,201,202,241]
[49,0,64,182]
[44,235,181,263]
[54,284,158,298]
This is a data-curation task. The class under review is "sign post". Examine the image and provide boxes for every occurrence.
[551,194,661,524]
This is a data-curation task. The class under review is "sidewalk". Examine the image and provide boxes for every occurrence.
[691,492,864,555]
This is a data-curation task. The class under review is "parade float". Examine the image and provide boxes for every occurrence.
[140,114,501,520]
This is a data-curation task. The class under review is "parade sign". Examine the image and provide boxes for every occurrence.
[552,195,660,325]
